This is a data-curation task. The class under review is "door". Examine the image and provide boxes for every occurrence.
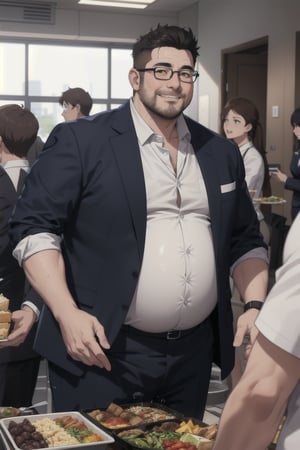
[221,39,270,220]
[221,38,268,143]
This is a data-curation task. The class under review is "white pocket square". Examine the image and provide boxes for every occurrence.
[221,181,236,193]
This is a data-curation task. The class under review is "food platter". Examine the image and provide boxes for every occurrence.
[105,418,216,450]
[0,411,114,450]
[84,404,217,450]
[253,195,286,205]
[85,403,179,431]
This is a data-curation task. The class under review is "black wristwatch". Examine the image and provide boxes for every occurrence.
[244,301,264,312]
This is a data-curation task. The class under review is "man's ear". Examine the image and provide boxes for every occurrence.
[246,123,253,133]
[75,104,82,118]
[128,68,140,91]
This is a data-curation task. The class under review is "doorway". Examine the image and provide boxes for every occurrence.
[221,37,268,143]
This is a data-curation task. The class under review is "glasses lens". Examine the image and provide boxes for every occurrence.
[179,70,198,83]
[154,67,172,80]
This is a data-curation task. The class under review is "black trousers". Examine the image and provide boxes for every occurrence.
[0,270,41,407]
[49,317,214,419]
[0,357,41,407]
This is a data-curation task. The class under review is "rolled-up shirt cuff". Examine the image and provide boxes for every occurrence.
[230,247,269,276]
[21,301,40,322]
[12,232,62,266]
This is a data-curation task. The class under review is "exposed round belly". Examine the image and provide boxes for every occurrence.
[126,216,217,332]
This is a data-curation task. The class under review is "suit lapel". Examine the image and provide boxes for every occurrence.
[16,168,27,195]
[188,119,222,256]
[110,104,147,261]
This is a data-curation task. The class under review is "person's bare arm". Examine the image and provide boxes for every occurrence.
[232,257,268,352]
[213,333,300,450]
[23,249,111,370]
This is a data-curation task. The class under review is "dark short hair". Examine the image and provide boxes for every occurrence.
[0,104,39,158]
[59,87,93,116]
[132,24,200,68]
[290,107,300,127]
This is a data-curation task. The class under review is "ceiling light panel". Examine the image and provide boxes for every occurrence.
[78,0,155,8]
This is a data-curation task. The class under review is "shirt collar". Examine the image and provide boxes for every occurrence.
[129,98,191,146]
[1,159,29,170]
[239,141,253,154]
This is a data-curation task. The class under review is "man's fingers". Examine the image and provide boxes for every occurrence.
[233,326,244,347]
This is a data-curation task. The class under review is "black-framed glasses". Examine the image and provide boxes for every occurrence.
[136,66,199,84]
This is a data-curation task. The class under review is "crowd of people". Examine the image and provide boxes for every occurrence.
[0,23,299,449]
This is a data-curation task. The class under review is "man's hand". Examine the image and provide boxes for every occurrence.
[57,307,111,371]
[0,307,36,347]
[233,309,260,359]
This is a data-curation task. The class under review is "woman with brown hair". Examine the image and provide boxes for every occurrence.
[222,97,271,244]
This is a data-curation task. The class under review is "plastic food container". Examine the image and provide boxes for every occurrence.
[0,411,115,450]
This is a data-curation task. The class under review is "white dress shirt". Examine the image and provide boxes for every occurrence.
[125,101,217,332]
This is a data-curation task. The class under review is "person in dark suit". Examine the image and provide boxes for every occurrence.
[10,25,268,418]
[27,136,44,167]
[271,106,300,221]
[0,104,42,407]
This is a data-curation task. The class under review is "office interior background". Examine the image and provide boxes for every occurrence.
[0,0,298,223]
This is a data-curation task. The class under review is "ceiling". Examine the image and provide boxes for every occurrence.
[46,0,198,15]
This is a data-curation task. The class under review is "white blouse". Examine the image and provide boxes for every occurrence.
[239,142,265,221]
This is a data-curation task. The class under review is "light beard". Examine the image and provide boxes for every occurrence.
[146,102,183,120]
[137,87,190,120]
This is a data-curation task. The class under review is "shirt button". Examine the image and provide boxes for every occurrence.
[179,213,184,219]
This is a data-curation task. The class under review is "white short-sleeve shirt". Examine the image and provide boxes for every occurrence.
[256,213,300,449]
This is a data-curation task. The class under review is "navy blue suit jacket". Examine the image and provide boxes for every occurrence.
[0,166,41,363]
[10,101,266,378]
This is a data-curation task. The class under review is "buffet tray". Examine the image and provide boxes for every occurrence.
[84,402,182,431]
[84,404,216,450]
[0,411,115,450]
[109,421,214,450]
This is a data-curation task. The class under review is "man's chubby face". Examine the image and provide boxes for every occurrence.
[129,46,195,121]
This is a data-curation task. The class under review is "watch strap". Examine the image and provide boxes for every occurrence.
[244,301,264,312]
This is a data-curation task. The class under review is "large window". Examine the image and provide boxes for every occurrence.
[0,40,132,141]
